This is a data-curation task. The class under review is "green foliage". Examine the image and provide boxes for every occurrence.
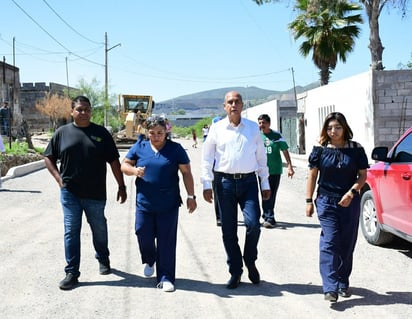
[172,116,215,139]
[1,139,44,157]
[75,78,119,128]
[4,140,28,156]
[288,0,363,85]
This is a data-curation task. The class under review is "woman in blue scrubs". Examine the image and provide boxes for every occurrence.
[121,116,197,292]
[305,112,368,302]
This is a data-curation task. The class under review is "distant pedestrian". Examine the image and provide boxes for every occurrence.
[0,101,11,136]
[44,95,127,290]
[165,119,172,140]
[0,136,5,189]
[192,129,198,148]
[202,124,209,142]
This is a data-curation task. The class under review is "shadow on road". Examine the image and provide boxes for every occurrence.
[0,188,41,193]
[330,287,412,312]
[71,271,412,311]
[273,221,321,230]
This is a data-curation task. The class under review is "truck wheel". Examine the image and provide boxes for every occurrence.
[360,190,394,245]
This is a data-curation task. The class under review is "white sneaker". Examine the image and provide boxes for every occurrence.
[143,263,154,277]
[158,279,175,292]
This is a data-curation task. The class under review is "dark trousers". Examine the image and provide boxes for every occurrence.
[261,174,281,222]
[215,174,261,276]
[135,208,179,283]
[213,171,220,221]
[315,194,361,293]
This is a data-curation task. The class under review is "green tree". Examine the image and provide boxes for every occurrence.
[75,78,121,130]
[288,0,363,85]
[253,0,411,71]
[397,52,412,69]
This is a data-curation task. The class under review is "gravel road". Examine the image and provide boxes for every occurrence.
[0,137,411,319]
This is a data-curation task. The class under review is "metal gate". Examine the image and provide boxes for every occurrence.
[280,117,299,154]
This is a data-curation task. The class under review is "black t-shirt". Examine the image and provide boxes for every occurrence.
[44,122,119,200]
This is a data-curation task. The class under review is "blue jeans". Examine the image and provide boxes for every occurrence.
[215,174,261,276]
[60,188,109,277]
[261,174,281,222]
[1,118,9,135]
[316,193,361,293]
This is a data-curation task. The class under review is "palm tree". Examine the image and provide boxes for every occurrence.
[288,0,363,85]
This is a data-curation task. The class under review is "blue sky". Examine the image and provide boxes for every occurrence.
[1,0,411,102]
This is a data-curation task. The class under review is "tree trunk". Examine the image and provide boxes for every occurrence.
[364,0,385,70]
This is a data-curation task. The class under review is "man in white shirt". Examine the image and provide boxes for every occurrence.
[201,91,270,289]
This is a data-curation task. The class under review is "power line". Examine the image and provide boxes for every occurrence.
[11,0,104,67]
[42,0,102,45]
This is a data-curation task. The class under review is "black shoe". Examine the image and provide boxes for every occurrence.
[226,275,241,289]
[99,260,111,275]
[247,263,260,284]
[338,288,351,298]
[216,219,222,227]
[324,291,338,302]
[59,273,79,290]
[263,219,276,228]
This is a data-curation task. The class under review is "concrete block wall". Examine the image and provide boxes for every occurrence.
[372,70,412,149]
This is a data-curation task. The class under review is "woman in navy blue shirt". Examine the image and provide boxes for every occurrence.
[121,116,197,292]
[306,112,369,302]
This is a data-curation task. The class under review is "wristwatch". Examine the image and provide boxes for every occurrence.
[187,195,196,200]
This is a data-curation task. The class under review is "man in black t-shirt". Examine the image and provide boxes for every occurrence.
[44,96,127,290]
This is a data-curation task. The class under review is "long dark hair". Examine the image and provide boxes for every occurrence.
[319,112,353,146]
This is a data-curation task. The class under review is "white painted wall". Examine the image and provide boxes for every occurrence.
[242,99,280,130]
[302,71,375,159]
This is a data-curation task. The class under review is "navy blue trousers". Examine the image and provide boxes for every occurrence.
[215,174,261,276]
[315,194,361,293]
[135,208,179,284]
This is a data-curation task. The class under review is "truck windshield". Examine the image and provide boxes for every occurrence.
[125,98,149,112]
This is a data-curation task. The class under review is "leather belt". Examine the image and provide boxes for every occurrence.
[215,172,256,180]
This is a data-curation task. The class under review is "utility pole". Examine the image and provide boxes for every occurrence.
[65,56,70,96]
[104,32,121,128]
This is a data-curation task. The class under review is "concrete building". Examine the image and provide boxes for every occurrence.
[20,82,77,131]
[0,60,20,131]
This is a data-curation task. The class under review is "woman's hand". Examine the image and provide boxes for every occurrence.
[135,166,146,178]
[338,193,353,207]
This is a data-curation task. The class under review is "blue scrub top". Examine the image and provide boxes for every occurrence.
[125,139,190,213]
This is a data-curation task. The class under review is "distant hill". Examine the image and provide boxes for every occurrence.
[154,82,320,116]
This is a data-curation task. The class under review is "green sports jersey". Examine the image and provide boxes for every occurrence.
[260,130,289,175]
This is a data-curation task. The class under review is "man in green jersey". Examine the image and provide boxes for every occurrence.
[258,114,295,228]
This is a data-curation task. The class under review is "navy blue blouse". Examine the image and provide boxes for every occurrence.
[308,143,369,196]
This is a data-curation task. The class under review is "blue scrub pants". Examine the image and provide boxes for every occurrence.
[215,173,261,277]
[315,193,361,293]
[135,208,179,284]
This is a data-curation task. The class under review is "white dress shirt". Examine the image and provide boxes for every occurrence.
[201,116,269,190]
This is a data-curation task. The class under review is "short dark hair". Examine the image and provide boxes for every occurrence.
[146,115,166,130]
[258,114,271,123]
[71,96,91,109]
